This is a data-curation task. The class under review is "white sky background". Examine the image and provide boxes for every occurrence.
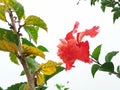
[0,0,120,90]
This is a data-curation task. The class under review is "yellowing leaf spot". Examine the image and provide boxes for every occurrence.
[0,40,18,53]
[0,0,4,3]
[3,0,9,8]
[22,44,45,59]
[37,73,45,86]
[24,83,30,90]
[0,5,7,21]
[40,60,63,75]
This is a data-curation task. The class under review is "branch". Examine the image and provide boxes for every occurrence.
[7,7,36,90]
[17,54,35,90]
[91,58,119,77]
[7,8,17,33]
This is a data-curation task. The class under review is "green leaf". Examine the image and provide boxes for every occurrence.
[105,51,119,62]
[113,10,120,23]
[56,84,62,90]
[64,88,69,90]
[0,87,3,90]
[20,57,39,76]
[20,70,25,76]
[101,0,115,12]
[37,45,49,52]
[26,57,39,69]
[117,74,120,79]
[25,15,47,31]
[36,86,48,90]
[91,44,102,61]
[24,25,39,44]
[44,66,65,82]
[0,5,7,21]
[0,28,18,45]
[9,0,24,20]
[100,62,114,73]
[91,64,100,78]
[2,0,24,20]
[9,52,19,65]
[117,65,120,73]
[19,83,26,90]
[112,7,120,12]
[91,0,99,5]
[7,82,26,90]
[0,28,18,53]
[22,38,35,46]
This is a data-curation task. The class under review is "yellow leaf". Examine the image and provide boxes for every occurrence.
[24,83,30,90]
[2,0,9,8]
[0,0,3,3]
[22,44,45,59]
[0,40,18,53]
[40,60,62,75]
[2,0,16,7]
[0,5,6,22]
[37,73,45,86]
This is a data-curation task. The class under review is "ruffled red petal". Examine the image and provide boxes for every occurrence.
[57,22,99,70]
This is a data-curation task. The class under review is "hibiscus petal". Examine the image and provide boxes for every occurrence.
[77,41,92,63]
[73,21,79,30]
[84,26,99,37]
[65,60,75,70]
[65,21,79,40]
[57,39,79,70]
[77,26,99,42]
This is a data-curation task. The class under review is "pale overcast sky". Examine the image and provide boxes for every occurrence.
[0,0,120,90]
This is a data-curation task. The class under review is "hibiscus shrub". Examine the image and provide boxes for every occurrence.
[57,21,120,78]
[0,0,120,90]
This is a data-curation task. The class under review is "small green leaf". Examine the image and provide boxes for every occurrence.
[24,25,39,44]
[7,82,26,90]
[22,38,35,46]
[117,74,120,79]
[20,70,25,76]
[112,7,120,12]
[0,5,7,21]
[37,45,49,52]
[0,87,3,90]
[100,62,114,73]
[26,57,39,69]
[117,65,120,73]
[64,88,69,90]
[105,51,119,62]
[20,57,39,75]
[25,15,47,31]
[101,0,115,12]
[91,0,99,5]
[9,1,25,20]
[19,83,26,90]
[9,52,19,65]
[91,64,100,78]
[56,84,62,90]
[91,44,102,61]
[113,10,120,23]
[36,86,48,90]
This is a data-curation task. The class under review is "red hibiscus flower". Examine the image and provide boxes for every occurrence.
[57,21,99,70]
